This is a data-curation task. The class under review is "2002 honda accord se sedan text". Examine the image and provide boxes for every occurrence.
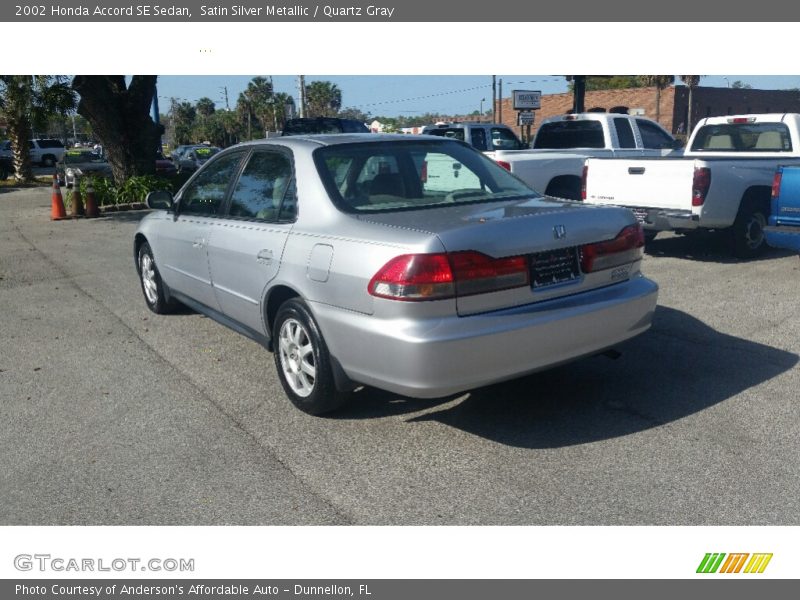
[135,134,659,414]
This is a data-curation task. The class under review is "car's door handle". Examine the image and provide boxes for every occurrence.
[192,237,206,248]
[257,249,273,265]
[628,167,646,175]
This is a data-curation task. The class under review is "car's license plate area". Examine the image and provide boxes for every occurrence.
[631,208,649,224]
[530,247,580,289]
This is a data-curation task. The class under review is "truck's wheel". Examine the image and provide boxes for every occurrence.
[731,200,768,259]
[42,155,56,168]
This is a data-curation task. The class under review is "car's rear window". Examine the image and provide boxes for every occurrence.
[690,123,793,152]
[37,139,65,149]
[533,120,605,149]
[314,140,535,213]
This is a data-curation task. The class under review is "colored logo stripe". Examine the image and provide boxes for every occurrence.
[744,553,773,574]
[697,553,726,573]
[697,553,773,574]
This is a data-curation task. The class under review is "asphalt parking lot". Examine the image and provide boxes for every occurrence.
[1,186,799,525]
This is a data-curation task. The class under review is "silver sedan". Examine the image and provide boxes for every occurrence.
[135,135,658,414]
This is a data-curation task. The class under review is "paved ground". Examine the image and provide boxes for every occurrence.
[1,186,799,525]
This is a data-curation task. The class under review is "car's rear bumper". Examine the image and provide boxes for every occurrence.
[312,276,659,398]
[765,225,800,252]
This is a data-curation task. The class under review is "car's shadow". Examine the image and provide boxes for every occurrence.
[334,306,797,448]
[94,209,152,224]
[645,231,794,263]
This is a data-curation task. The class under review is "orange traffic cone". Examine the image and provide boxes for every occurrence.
[84,181,98,218]
[70,177,85,218]
[50,174,67,220]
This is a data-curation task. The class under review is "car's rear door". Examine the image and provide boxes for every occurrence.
[207,148,296,335]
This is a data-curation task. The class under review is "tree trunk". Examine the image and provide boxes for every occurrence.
[9,114,34,182]
[655,86,661,124]
[72,76,161,185]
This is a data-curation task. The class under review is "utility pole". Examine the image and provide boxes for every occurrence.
[498,79,503,125]
[492,75,497,123]
[220,86,230,110]
[298,75,306,118]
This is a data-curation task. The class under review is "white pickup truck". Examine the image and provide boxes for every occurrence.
[487,113,680,200]
[582,113,800,257]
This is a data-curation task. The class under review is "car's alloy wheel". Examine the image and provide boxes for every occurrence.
[137,242,178,314]
[278,318,316,397]
[273,298,348,415]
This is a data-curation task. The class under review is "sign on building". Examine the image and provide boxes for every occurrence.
[513,90,541,110]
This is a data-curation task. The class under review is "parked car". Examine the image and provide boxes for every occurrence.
[135,135,658,415]
[487,113,680,199]
[281,117,370,136]
[155,152,177,176]
[765,165,800,254]
[0,155,12,180]
[57,150,112,188]
[1,138,66,167]
[421,122,526,151]
[176,146,220,173]
[582,113,800,257]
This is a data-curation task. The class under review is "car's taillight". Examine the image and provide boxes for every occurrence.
[369,251,529,301]
[580,224,645,273]
[496,160,511,171]
[581,164,588,200]
[772,169,782,199]
[692,167,711,207]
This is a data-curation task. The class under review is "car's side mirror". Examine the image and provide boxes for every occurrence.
[146,190,174,211]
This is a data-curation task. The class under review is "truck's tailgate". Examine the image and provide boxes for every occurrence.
[584,158,697,212]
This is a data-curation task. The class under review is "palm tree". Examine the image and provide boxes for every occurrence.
[638,75,675,125]
[0,75,75,182]
[195,97,216,118]
[305,81,342,118]
[679,76,702,133]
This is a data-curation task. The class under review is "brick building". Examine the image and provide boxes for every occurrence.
[483,85,800,139]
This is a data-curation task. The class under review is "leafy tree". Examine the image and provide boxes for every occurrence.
[638,75,675,124]
[338,106,372,123]
[731,80,752,89]
[72,76,163,185]
[567,76,645,92]
[305,80,342,118]
[237,76,275,137]
[170,100,196,145]
[679,75,702,132]
[0,75,75,182]
[195,97,216,118]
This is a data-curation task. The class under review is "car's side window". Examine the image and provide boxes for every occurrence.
[228,151,295,222]
[180,152,244,216]
[471,129,488,151]
[637,119,675,149]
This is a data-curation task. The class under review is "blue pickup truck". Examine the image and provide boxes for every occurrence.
[765,166,800,254]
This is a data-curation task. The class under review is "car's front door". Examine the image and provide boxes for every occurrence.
[158,151,245,310]
[207,149,297,335]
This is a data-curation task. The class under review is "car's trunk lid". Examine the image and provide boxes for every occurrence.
[358,197,641,315]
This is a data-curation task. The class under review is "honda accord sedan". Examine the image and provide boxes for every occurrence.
[135,135,658,414]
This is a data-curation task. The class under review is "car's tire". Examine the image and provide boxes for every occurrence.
[42,155,56,168]
[273,298,348,415]
[731,199,768,259]
[137,241,179,314]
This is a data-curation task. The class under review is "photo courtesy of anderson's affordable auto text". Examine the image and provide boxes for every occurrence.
[2,1,800,596]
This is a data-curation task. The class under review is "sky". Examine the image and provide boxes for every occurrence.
[154,75,800,118]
